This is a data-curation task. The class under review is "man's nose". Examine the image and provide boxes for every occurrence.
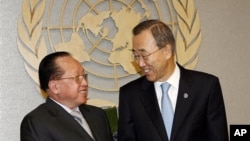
[137,57,146,67]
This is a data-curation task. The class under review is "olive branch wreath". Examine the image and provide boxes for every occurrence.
[17,0,47,96]
[173,0,202,69]
[17,0,201,94]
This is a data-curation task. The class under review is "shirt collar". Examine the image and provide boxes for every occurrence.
[155,63,180,88]
[49,97,79,113]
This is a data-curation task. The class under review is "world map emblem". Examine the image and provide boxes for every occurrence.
[17,0,201,94]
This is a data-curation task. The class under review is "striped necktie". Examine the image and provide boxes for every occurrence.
[71,110,94,139]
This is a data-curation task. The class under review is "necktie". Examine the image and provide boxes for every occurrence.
[161,82,173,140]
[71,110,94,139]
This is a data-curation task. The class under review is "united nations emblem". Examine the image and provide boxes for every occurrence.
[17,0,201,94]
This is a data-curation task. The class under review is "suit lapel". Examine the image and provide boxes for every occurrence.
[171,65,195,140]
[79,105,98,141]
[45,98,94,141]
[139,78,169,141]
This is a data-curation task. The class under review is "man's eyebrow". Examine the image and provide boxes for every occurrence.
[130,48,147,52]
[138,49,146,52]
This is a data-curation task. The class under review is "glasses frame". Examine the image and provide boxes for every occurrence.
[58,73,88,83]
[131,47,164,61]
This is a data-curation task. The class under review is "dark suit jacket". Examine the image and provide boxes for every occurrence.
[21,98,113,141]
[118,65,228,141]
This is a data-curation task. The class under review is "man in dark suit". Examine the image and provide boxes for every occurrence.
[118,19,229,141]
[21,52,113,141]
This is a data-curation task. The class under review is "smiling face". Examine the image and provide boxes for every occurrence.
[132,29,174,82]
[48,56,88,109]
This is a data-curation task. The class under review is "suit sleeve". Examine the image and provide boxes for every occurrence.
[118,86,137,141]
[20,115,45,141]
[206,78,229,141]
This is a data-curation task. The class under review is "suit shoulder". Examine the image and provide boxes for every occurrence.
[23,103,47,117]
[120,76,146,89]
[196,71,219,82]
[182,67,219,80]
[80,104,105,113]
[21,103,48,125]
[83,104,102,109]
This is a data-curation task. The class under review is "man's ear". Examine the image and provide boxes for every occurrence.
[48,80,59,94]
[164,44,172,59]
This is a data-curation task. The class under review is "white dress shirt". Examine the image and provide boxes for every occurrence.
[154,64,180,112]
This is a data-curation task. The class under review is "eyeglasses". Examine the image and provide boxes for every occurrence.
[58,73,88,83]
[131,47,163,61]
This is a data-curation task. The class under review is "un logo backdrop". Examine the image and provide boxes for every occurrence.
[17,0,201,96]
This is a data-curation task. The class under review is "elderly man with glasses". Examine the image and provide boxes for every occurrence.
[21,51,113,141]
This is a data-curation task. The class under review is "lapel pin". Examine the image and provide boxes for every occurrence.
[184,93,189,99]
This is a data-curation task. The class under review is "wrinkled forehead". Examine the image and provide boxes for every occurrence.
[132,39,158,54]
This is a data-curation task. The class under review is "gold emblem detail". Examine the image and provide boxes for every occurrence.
[17,0,201,93]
